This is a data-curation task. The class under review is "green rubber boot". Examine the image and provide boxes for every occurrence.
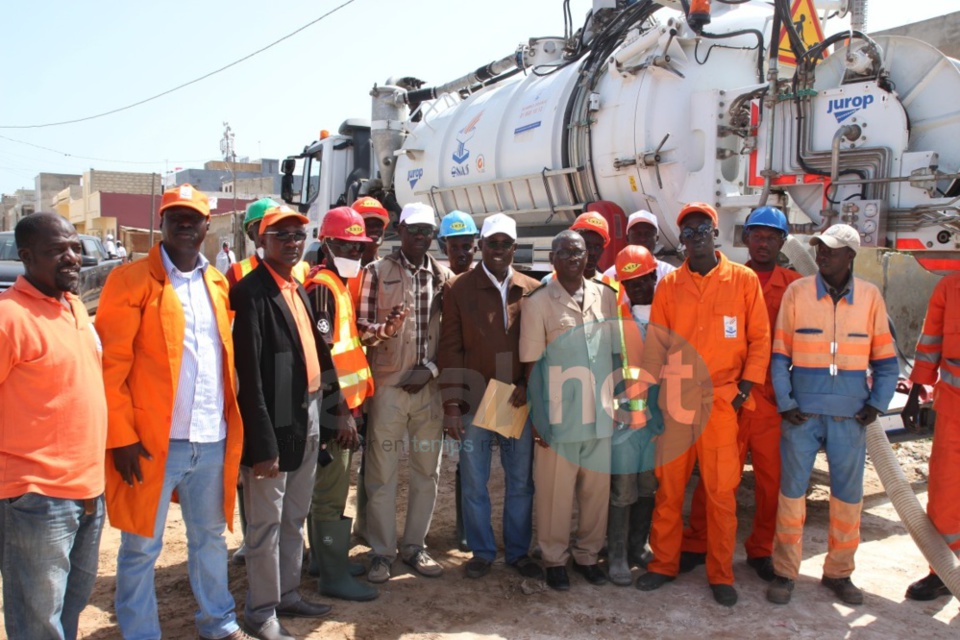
[316,518,379,601]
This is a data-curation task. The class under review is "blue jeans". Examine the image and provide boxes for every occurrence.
[780,414,867,503]
[0,493,104,640]
[115,440,238,640]
[458,416,534,563]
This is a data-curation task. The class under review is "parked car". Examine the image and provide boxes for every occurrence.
[0,231,123,314]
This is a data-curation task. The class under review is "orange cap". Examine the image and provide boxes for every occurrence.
[159,183,210,217]
[351,197,390,224]
[570,211,610,246]
[615,245,657,281]
[677,202,718,227]
[259,205,310,234]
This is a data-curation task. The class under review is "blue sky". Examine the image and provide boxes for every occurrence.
[1,0,956,196]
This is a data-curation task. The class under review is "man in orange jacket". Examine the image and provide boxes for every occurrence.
[96,184,248,640]
[679,206,801,581]
[902,273,960,601]
[636,203,770,606]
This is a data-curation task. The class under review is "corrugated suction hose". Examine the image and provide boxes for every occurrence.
[865,419,960,597]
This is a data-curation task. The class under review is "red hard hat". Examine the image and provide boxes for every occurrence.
[570,211,611,246]
[615,245,657,281]
[320,206,373,242]
[351,197,390,224]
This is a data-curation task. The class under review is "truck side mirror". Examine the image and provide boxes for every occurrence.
[281,173,297,204]
[81,255,98,267]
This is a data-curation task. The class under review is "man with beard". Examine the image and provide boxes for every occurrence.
[97,184,249,640]
[359,202,452,583]
[0,213,108,640]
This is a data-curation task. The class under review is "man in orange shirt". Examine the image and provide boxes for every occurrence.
[97,184,249,640]
[636,203,770,606]
[232,205,350,639]
[679,206,801,581]
[0,213,108,640]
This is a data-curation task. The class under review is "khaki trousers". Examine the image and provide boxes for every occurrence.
[364,382,443,560]
[534,438,611,567]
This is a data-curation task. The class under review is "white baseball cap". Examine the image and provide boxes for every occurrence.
[809,224,861,254]
[626,210,658,232]
[480,213,517,240]
[399,202,437,227]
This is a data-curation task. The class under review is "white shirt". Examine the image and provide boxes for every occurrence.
[482,262,513,329]
[215,249,236,274]
[160,245,227,442]
[603,258,675,286]
[116,245,127,260]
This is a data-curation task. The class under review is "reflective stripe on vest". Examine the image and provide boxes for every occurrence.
[310,269,374,409]
[618,300,647,416]
[230,255,259,283]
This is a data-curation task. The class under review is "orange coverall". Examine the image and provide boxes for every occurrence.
[682,264,802,559]
[910,273,960,558]
[641,252,771,585]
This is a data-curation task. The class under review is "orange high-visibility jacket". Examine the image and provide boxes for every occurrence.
[911,273,960,400]
[95,244,244,538]
[305,269,374,410]
[227,255,310,289]
[643,252,771,406]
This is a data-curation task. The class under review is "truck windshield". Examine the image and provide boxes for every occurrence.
[0,235,18,261]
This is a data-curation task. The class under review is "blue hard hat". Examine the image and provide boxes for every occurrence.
[438,210,478,239]
[744,206,790,236]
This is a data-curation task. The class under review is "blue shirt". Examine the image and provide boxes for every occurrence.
[160,245,227,442]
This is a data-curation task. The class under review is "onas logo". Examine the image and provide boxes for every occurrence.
[827,94,874,123]
[345,224,364,235]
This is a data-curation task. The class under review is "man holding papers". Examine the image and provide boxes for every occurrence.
[438,213,541,580]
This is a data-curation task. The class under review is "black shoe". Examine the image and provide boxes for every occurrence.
[906,573,951,601]
[746,556,776,582]
[465,557,492,579]
[710,583,738,607]
[572,562,608,586]
[636,571,675,591]
[766,575,795,604]
[510,555,544,580]
[546,566,571,591]
[679,551,706,573]
[821,576,864,605]
[241,619,295,640]
[275,598,332,618]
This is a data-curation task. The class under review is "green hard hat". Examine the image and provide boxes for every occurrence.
[244,198,280,230]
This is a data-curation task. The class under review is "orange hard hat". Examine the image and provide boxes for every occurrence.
[570,211,610,246]
[351,197,390,224]
[615,245,657,281]
[677,202,718,227]
[320,206,373,242]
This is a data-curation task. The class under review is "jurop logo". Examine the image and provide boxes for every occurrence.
[827,94,874,123]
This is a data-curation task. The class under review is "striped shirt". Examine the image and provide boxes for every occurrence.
[160,245,227,442]
[359,251,435,368]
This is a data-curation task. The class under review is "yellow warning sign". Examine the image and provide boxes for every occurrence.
[778,0,826,67]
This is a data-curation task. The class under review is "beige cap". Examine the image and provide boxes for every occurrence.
[809,224,861,254]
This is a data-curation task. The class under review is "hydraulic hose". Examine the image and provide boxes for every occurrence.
[865,420,960,598]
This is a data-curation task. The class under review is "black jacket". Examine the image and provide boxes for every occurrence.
[230,263,342,471]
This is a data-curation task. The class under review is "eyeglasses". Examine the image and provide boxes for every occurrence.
[554,248,586,260]
[263,230,307,243]
[484,239,515,250]
[679,223,715,241]
[327,239,366,252]
[403,224,435,237]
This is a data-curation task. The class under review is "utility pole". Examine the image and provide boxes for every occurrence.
[148,172,157,251]
[221,122,243,258]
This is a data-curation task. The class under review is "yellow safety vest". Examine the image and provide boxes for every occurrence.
[307,269,375,410]
[230,255,310,284]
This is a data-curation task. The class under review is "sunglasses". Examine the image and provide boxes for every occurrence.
[262,230,307,243]
[403,224,435,237]
[555,248,586,260]
[327,239,366,252]
[679,223,715,241]
[484,239,515,250]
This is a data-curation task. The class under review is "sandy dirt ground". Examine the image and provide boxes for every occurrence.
[2,439,957,639]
